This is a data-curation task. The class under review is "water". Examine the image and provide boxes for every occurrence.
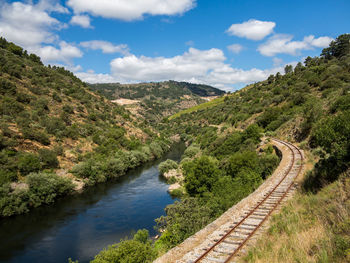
[0,142,186,263]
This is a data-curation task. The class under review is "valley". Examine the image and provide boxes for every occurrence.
[0,27,349,263]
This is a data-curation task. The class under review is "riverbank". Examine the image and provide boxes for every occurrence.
[0,142,186,263]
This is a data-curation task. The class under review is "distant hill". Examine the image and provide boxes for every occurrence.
[89,81,225,122]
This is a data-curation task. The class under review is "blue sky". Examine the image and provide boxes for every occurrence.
[0,0,349,91]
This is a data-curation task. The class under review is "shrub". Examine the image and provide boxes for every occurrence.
[149,142,164,159]
[184,155,221,197]
[71,159,105,185]
[158,159,178,175]
[17,152,41,175]
[22,128,51,145]
[38,149,59,169]
[62,104,74,114]
[16,92,31,104]
[26,172,74,206]
[103,156,126,177]
[91,230,157,263]
[0,78,16,95]
[182,144,200,159]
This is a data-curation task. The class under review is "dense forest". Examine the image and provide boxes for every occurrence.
[89,81,224,123]
[0,37,172,217]
[92,34,350,263]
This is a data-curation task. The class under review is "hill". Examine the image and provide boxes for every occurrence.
[89,81,224,122]
[0,38,172,217]
[92,34,350,262]
[160,34,350,261]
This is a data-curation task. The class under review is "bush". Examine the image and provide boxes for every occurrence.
[0,173,74,217]
[17,152,41,175]
[184,155,221,197]
[22,128,51,145]
[91,230,157,263]
[38,149,59,169]
[26,172,74,207]
[71,159,105,185]
[182,144,200,159]
[149,142,164,159]
[158,159,178,175]
[0,78,16,95]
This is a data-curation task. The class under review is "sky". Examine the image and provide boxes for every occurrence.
[0,0,349,91]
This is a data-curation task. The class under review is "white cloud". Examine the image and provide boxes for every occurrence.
[70,15,92,28]
[227,44,243,54]
[0,1,61,48]
[74,47,286,91]
[110,47,226,82]
[226,19,275,40]
[67,0,196,21]
[75,71,119,84]
[34,41,83,63]
[80,40,130,55]
[305,35,333,48]
[258,34,333,56]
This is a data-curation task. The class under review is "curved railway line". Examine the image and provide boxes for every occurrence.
[190,139,304,263]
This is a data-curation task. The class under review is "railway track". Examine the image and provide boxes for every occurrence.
[189,139,304,263]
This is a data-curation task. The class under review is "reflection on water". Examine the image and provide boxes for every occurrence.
[0,142,185,263]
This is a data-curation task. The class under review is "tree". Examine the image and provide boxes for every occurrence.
[158,159,178,175]
[284,64,293,74]
[91,230,156,263]
[17,153,41,175]
[184,156,221,197]
[321,34,350,59]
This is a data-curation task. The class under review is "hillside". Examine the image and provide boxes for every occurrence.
[0,38,172,217]
[89,81,224,122]
[92,34,350,262]
[162,34,350,262]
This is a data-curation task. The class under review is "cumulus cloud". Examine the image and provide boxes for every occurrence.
[67,0,196,21]
[75,71,119,84]
[258,34,333,56]
[0,1,62,48]
[70,15,92,28]
[227,44,243,54]
[110,47,225,82]
[80,40,130,55]
[34,41,83,63]
[226,19,275,40]
[74,47,286,91]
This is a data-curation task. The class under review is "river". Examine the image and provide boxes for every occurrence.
[0,142,186,263]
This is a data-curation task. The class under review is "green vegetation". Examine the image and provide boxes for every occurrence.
[154,129,279,251]
[169,96,225,120]
[242,172,350,263]
[89,81,224,123]
[158,159,178,175]
[0,37,172,217]
[91,230,157,263]
[2,32,350,263]
[0,172,74,217]
[153,34,350,260]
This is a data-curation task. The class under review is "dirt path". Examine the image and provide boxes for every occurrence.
[154,139,304,263]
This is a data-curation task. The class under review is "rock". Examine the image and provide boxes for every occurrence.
[168,183,181,192]
[163,169,179,180]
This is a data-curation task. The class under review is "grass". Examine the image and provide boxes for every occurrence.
[168,96,226,120]
[240,172,350,263]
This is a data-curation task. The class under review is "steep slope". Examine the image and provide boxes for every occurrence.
[91,34,350,262]
[89,81,224,122]
[159,34,350,262]
[0,38,171,217]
